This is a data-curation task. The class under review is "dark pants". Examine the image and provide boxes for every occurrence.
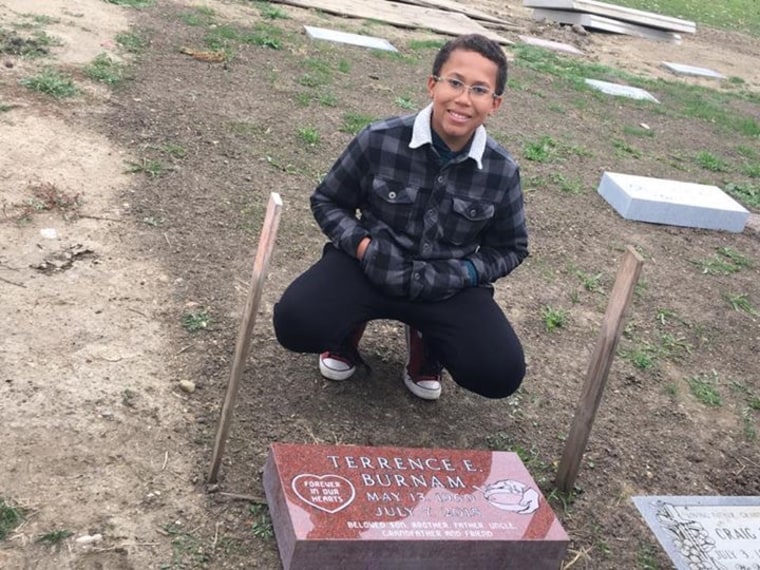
[273,245,525,399]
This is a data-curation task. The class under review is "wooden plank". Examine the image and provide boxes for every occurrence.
[555,246,644,493]
[271,0,513,45]
[532,9,681,43]
[208,192,283,484]
[394,0,510,26]
[524,0,696,33]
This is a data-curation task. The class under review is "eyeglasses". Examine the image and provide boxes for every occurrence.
[432,75,499,99]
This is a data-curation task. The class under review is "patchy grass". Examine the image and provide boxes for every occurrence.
[541,305,568,332]
[84,52,127,85]
[126,158,167,177]
[249,504,274,539]
[0,28,60,57]
[687,371,722,407]
[297,126,320,147]
[182,310,211,332]
[609,0,760,36]
[695,150,730,172]
[690,247,751,275]
[37,529,73,544]
[116,30,147,53]
[104,0,154,7]
[725,293,758,316]
[725,182,760,209]
[21,68,77,98]
[23,182,82,220]
[0,499,24,540]
[341,112,376,135]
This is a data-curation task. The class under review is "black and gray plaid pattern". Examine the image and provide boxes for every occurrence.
[311,112,528,302]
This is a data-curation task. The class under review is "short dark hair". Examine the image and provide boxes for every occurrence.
[432,34,508,96]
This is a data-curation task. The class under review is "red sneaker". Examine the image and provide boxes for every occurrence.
[319,323,366,381]
[403,325,442,400]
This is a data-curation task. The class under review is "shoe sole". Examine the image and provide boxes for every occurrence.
[403,371,441,400]
[319,358,356,381]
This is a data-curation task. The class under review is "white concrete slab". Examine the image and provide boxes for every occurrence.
[532,9,681,42]
[661,62,726,79]
[598,172,750,233]
[524,0,696,33]
[585,79,660,103]
[304,26,398,51]
[518,35,584,55]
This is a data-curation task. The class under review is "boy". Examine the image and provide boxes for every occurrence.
[274,34,528,401]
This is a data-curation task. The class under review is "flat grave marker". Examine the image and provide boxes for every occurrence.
[518,35,584,55]
[263,443,569,569]
[584,79,660,102]
[597,172,749,232]
[661,61,726,80]
[633,495,760,570]
[304,25,398,52]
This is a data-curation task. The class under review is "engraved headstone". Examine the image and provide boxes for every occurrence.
[597,172,750,232]
[304,26,398,52]
[584,79,660,102]
[263,443,569,570]
[633,496,760,570]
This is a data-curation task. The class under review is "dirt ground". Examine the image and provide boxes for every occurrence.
[1,0,758,568]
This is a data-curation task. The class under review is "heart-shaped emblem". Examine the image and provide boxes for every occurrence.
[291,473,356,514]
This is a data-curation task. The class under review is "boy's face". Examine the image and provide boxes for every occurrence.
[427,48,502,152]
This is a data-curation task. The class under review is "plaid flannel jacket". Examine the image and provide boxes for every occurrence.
[311,104,528,302]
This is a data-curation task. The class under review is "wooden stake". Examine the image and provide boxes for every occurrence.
[555,246,644,493]
[208,193,283,484]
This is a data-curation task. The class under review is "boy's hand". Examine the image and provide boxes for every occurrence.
[356,237,372,260]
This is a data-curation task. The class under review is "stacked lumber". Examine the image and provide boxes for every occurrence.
[524,0,696,42]
[270,0,517,45]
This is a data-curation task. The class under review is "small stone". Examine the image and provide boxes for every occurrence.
[640,123,650,130]
[40,228,58,240]
[179,380,196,393]
[76,533,103,545]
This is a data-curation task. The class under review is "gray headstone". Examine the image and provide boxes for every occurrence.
[633,496,760,570]
[662,61,726,79]
[304,26,398,52]
[584,79,660,102]
[597,172,750,232]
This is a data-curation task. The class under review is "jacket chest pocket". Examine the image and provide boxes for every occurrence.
[369,178,420,231]
[440,196,495,245]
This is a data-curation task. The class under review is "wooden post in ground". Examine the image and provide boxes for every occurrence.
[208,192,283,484]
[555,246,644,493]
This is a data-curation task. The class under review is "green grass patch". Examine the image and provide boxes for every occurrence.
[180,7,216,27]
[259,3,288,19]
[0,499,24,540]
[84,52,127,85]
[37,529,73,544]
[687,371,722,407]
[250,504,274,539]
[340,112,375,135]
[695,150,730,172]
[742,163,760,178]
[182,310,211,332]
[523,135,557,162]
[125,158,166,177]
[608,0,760,36]
[115,31,147,53]
[21,68,78,98]
[297,126,320,146]
[407,39,445,51]
[623,124,655,137]
[551,173,585,195]
[691,246,751,275]
[394,96,416,110]
[724,182,760,209]
[725,293,758,316]
[541,305,568,332]
[613,139,642,158]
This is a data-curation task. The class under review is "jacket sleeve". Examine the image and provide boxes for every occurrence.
[310,128,372,257]
[467,167,529,285]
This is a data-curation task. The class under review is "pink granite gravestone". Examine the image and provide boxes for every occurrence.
[263,443,569,570]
